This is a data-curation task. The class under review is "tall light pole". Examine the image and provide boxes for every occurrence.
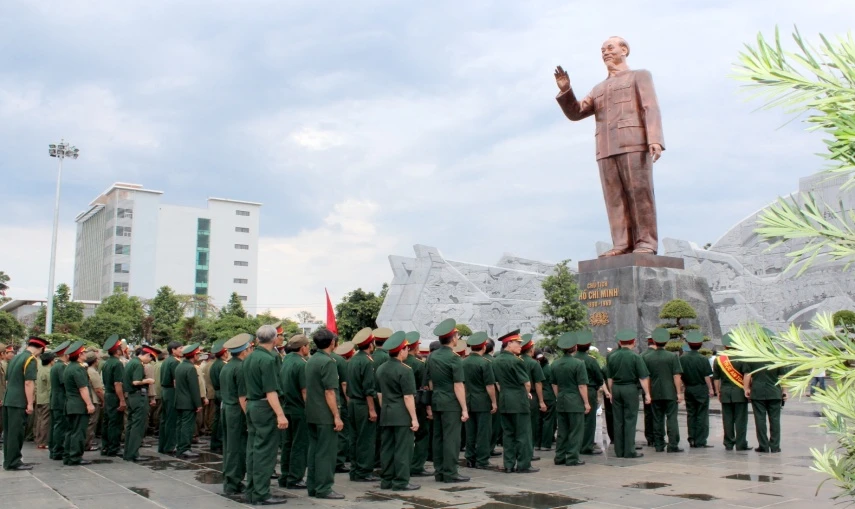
[45,140,79,334]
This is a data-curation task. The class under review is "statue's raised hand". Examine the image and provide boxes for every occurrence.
[554,65,571,92]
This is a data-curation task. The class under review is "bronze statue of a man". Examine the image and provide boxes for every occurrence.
[555,36,664,257]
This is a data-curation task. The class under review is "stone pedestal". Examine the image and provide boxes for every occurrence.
[576,254,721,350]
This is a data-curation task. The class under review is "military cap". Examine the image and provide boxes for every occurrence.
[210,339,227,357]
[352,327,375,347]
[521,333,534,351]
[433,318,457,339]
[51,340,72,355]
[498,329,522,344]
[67,341,86,359]
[27,336,49,349]
[453,342,469,357]
[467,331,488,347]
[685,331,704,345]
[652,327,670,344]
[271,321,283,334]
[405,331,421,346]
[287,334,310,349]
[103,334,121,353]
[616,329,637,344]
[721,332,734,348]
[334,341,355,359]
[557,331,577,350]
[182,343,201,357]
[140,344,161,357]
[382,331,408,354]
[225,333,253,354]
[373,327,394,342]
[576,330,593,346]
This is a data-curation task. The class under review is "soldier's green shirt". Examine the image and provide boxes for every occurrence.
[50,361,67,410]
[744,361,786,400]
[713,355,747,403]
[37,364,52,405]
[122,357,146,394]
[573,351,604,388]
[492,350,530,414]
[153,361,163,399]
[160,356,179,388]
[305,350,338,425]
[552,354,588,413]
[426,345,465,412]
[541,363,557,404]
[404,354,426,390]
[244,347,280,400]
[680,350,713,387]
[281,353,307,415]
[210,357,225,397]
[219,357,246,405]
[174,360,202,410]
[330,351,347,406]
[463,353,496,413]
[605,348,649,385]
[63,361,91,415]
[4,350,39,408]
[101,356,124,394]
[376,358,416,426]
[346,350,376,400]
[373,348,390,376]
[643,349,682,401]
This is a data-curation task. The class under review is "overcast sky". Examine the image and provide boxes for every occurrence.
[1,1,853,319]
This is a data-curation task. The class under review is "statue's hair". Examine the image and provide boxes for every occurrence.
[608,36,630,57]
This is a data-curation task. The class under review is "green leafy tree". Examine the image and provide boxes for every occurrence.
[0,270,11,304]
[294,310,318,323]
[220,292,248,319]
[256,311,300,337]
[32,283,84,335]
[727,27,855,501]
[149,286,182,343]
[536,260,587,349]
[79,292,145,344]
[0,311,25,341]
[335,286,387,342]
[832,310,855,335]
[456,324,473,337]
[205,314,257,346]
[659,299,699,339]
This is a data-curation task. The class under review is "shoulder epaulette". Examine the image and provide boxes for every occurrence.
[367,355,374,362]
[403,364,412,370]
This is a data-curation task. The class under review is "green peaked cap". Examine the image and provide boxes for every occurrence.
[433,318,457,338]
[382,331,407,352]
[616,329,636,342]
[557,331,577,350]
[103,334,120,352]
[211,339,227,355]
[652,327,670,344]
[721,333,733,347]
[521,333,534,349]
[685,331,704,344]
[405,331,420,343]
[467,331,488,347]
[576,330,593,345]
[182,343,200,356]
[66,341,85,357]
[51,340,71,355]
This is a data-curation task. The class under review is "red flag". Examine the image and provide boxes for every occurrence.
[325,288,338,335]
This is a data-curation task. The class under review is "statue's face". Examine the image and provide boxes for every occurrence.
[601,38,627,66]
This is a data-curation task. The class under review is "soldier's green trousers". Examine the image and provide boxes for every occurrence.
[49,408,68,460]
[721,402,749,449]
[336,401,350,469]
[123,393,148,461]
[581,387,598,453]
[101,393,123,456]
[222,403,247,494]
[380,426,414,490]
[158,387,176,453]
[555,411,584,465]
[307,423,337,498]
[685,385,710,447]
[643,400,654,445]
[348,399,377,480]
[529,398,540,449]
[63,413,89,465]
[465,411,493,467]
[651,399,680,450]
[538,402,556,449]
[433,410,463,480]
[245,400,278,503]
[490,410,502,451]
[410,404,430,474]
[500,412,532,471]
[611,385,640,458]
[2,407,27,470]
[751,399,782,452]
[210,397,223,451]
[279,413,308,487]
[176,409,196,455]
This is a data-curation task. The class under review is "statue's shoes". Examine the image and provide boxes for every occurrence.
[600,249,628,257]
[632,248,656,254]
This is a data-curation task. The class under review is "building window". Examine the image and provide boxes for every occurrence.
[235,226,250,233]
[115,244,131,255]
[197,251,208,267]
[235,244,249,250]
[238,295,248,301]
[234,261,249,267]
[116,226,132,237]
[196,269,209,284]
[236,210,250,217]
[197,233,210,249]
[113,282,129,293]
[114,263,130,274]
[195,286,208,296]
[198,218,211,232]
[117,208,133,219]
[234,278,248,284]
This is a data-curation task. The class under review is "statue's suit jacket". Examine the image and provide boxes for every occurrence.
[556,69,664,160]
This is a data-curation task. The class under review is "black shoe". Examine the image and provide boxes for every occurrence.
[270,471,279,479]
[474,464,495,470]
[411,469,435,477]
[178,451,200,459]
[581,449,603,455]
[465,459,476,468]
[501,467,515,473]
[445,474,470,483]
[655,448,665,452]
[78,460,93,466]
[334,465,351,473]
[698,444,714,448]
[531,456,541,461]
[131,456,155,463]
[316,491,345,500]
[258,496,289,505]
[285,480,306,489]
[535,447,541,451]
[735,446,752,451]
[635,445,643,450]
[667,448,684,453]
[490,450,502,457]
[516,467,540,474]
[625,453,644,459]
[754,447,770,453]
[725,446,734,451]
[7,464,33,471]
[353,475,380,482]
[393,484,421,491]
[770,449,781,453]
[647,442,654,446]
[566,460,586,466]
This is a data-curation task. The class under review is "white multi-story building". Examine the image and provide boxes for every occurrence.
[73,183,261,314]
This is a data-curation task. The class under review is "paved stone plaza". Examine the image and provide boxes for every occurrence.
[0,397,838,509]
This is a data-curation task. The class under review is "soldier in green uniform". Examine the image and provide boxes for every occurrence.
[492,330,538,473]
[462,331,497,469]
[681,331,714,448]
[426,318,470,482]
[714,333,751,451]
[641,336,656,446]
[48,341,70,461]
[485,339,503,457]
[643,328,684,453]
[220,333,253,496]
[174,344,203,458]
[372,327,392,468]
[158,341,183,455]
[2,336,48,470]
[606,330,651,458]
[244,325,289,505]
[376,331,420,491]
[553,332,591,466]
[346,327,380,482]
[403,332,433,477]
[744,329,788,453]
[209,339,228,454]
[574,330,604,455]
[279,334,310,489]
[62,341,95,466]
[100,336,126,457]
[122,344,159,462]
[305,327,346,500]
[520,334,546,457]
[333,340,355,472]
[536,350,557,450]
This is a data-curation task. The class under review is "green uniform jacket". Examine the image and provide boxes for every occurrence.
[123,357,146,395]
[574,351,604,388]
[305,351,338,425]
[244,347,281,400]
[463,354,496,412]
[160,356,179,388]
[219,357,246,405]
[492,350,530,413]
[680,351,712,387]
[346,350,376,400]
[376,358,416,426]
[210,358,225,398]
[174,360,202,410]
[49,362,67,411]
[426,346,465,412]
[281,353,307,415]
[404,354,426,390]
[64,361,91,415]
[542,363,557,405]
[744,361,786,400]
[4,350,39,408]
[330,351,348,406]
[373,349,390,375]
[643,349,682,400]
[713,355,747,403]
[102,357,124,395]
[552,354,588,412]
[524,355,545,401]
[37,364,52,405]
[606,348,649,384]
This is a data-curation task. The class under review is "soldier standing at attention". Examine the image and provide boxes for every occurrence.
[62,341,95,466]
[220,333,253,496]
[209,339,228,454]
[553,332,591,466]
[426,318,470,483]
[305,327,345,500]
[48,341,70,461]
[744,329,788,453]
[372,327,393,468]
[376,331,420,491]
[3,336,49,470]
[536,350,557,451]
[333,340,355,473]
[520,334,546,459]
[606,330,651,459]
[158,341,183,455]
[279,334,310,490]
[641,336,657,447]
[485,338,503,458]
[35,352,55,450]
[643,328,684,453]
[347,328,380,483]
[100,336,126,457]
[404,331,433,478]
[84,352,105,452]
[492,330,538,474]
[175,344,203,458]
[123,345,159,462]
[681,331,714,448]
[714,333,751,451]
[462,331,497,469]
[574,330,604,455]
